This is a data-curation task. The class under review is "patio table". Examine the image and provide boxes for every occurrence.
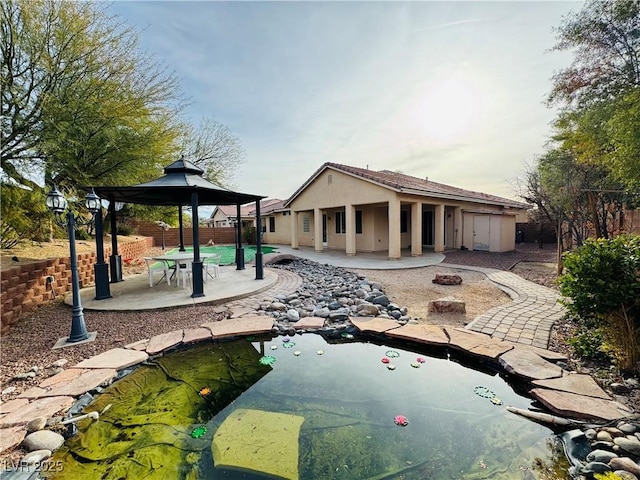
[151,253,217,286]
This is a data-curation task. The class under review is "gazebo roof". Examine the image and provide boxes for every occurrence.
[92,157,264,206]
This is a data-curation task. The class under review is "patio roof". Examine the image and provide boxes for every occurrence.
[92,157,265,206]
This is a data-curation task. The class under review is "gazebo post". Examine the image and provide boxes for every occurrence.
[108,200,123,283]
[235,203,244,270]
[255,199,263,280]
[178,206,185,251]
[93,205,111,299]
[191,192,204,298]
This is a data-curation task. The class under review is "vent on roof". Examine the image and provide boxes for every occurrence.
[425,177,429,182]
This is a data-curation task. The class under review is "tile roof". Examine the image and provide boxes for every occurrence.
[211,199,285,219]
[285,162,529,209]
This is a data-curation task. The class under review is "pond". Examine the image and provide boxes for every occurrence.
[167,245,278,265]
[46,334,567,479]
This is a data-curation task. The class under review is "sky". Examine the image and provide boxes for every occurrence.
[109,0,581,210]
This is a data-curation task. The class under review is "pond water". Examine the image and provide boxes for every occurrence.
[47,334,567,480]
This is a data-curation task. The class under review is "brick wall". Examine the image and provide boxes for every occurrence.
[134,221,236,247]
[1,237,153,336]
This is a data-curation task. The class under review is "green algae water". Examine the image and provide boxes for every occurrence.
[46,335,567,479]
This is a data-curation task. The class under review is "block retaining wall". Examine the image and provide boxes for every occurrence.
[1,237,153,336]
[133,222,236,247]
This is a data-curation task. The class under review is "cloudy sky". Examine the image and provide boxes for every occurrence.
[109,1,580,205]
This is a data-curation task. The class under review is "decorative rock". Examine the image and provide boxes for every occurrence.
[597,430,614,442]
[2,386,16,395]
[586,449,618,463]
[499,349,563,381]
[372,295,390,307]
[614,436,640,456]
[585,429,597,440]
[619,423,638,435]
[286,309,300,322]
[613,471,638,480]
[609,457,640,477]
[611,382,631,394]
[13,372,36,380]
[268,302,287,312]
[22,430,65,452]
[26,417,47,433]
[581,461,612,474]
[313,307,330,318]
[427,297,465,314]
[356,304,379,316]
[21,449,52,465]
[51,359,68,368]
[432,274,462,285]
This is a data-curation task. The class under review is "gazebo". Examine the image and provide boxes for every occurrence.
[91,157,266,299]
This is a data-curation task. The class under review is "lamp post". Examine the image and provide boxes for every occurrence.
[46,186,100,347]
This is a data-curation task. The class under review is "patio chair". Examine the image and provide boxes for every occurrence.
[203,254,221,282]
[143,257,172,287]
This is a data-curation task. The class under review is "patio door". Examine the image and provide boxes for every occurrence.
[322,214,327,247]
[422,210,434,246]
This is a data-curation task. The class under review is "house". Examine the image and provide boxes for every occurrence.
[283,163,529,258]
[207,199,284,230]
[254,199,290,244]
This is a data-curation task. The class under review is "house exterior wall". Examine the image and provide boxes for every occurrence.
[461,212,516,252]
[211,209,231,227]
[261,212,291,244]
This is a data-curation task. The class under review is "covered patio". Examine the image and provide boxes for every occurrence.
[91,157,267,301]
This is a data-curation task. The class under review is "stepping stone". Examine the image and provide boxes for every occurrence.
[182,327,212,344]
[530,388,633,421]
[17,387,47,399]
[446,328,513,359]
[125,339,149,351]
[0,398,29,415]
[146,330,184,355]
[292,317,326,330]
[385,323,449,346]
[0,396,74,428]
[39,368,88,388]
[532,374,611,400]
[498,348,563,380]
[74,348,148,370]
[230,307,254,318]
[351,317,401,334]
[0,426,26,454]
[202,316,273,339]
[213,408,304,480]
[501,342,568,361]
[42,369,116,397]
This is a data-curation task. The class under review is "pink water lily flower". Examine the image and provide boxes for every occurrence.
[381,357,390,364]
[394,415,408,426]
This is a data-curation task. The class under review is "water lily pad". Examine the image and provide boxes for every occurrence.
[385,350,400,358]
[293,351,301,356]
[282,342,296,349]
[191,426,207,438]
[259,355,276,366]
[410,362,420,368]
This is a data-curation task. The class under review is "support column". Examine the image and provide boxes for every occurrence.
[410,202,422,257]
[108,201,122,283]
[314,208,323,252]
[255,199,263,280]
[454,207,463,249]
[434,204,445,253]
[291,211,299,249]
[388,197,401,259]
[345,204,356,256]
[191,192,204,298]
[178,206,185,251]
[235,204,244,270]
[93,207,111,299]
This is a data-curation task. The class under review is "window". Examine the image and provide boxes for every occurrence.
[335,211,346,234]
[269,216,276,232]
[303,215,310,233]
[401,210,408,233]
[356,210,362,234]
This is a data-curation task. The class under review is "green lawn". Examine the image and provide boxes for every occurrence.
[167,245,278,265]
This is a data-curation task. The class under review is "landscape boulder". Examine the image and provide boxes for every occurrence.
[432,274,462,285]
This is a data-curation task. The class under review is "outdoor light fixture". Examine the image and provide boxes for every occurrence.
[46,186,100,347]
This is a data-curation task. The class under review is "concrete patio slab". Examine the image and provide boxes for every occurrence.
[385,323,449,345]
[182,327,213,344]
[499,348,564,380]
[42,369,117,397]
[0,396,74,428]
[0,426,26,454]
[202,316,274,339]
[146,330,184,355]
[532,374,612,400]
[351,317,401,334]
[74,348,148,370]
[291,317,325,330]
[530,388,633,421]
[445,327,514,359]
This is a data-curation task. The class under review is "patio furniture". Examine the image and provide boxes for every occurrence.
[204,254,221,282]
[143,257,172,287]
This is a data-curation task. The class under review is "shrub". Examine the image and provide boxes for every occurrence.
[242,226,257,245]
[558,234,640,372]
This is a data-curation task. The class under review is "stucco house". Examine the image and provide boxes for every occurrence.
[282,163,529,258]
[208,199,285,230]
